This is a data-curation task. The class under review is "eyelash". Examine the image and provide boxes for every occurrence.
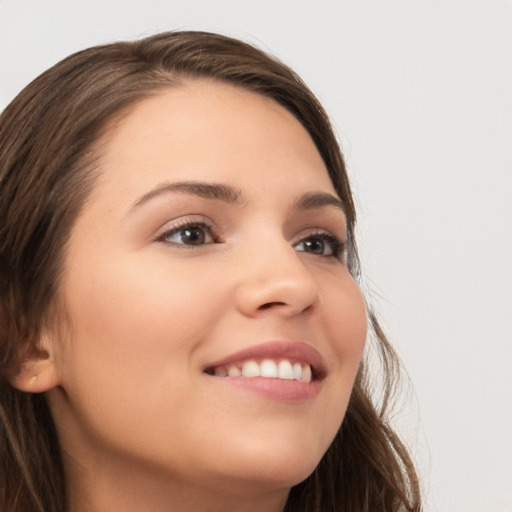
[156,220,346,260]
[295,231,347,260]
[156,218,221,247]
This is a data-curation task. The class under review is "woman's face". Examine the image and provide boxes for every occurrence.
[47,80,367,504]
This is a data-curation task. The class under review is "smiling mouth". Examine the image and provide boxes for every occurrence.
[204,358,314,382]
[202,340,327,385]
[202,341,326,402]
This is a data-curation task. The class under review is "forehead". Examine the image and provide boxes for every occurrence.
[92,80,335,207]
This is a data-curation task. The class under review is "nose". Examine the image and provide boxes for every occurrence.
[233,236,320,318]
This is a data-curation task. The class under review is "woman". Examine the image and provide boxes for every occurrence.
[0,31,421,511]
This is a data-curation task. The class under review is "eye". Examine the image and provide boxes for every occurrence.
[293,232,345,259]
[158,221,216,246]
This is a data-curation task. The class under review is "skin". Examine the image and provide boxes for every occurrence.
[18,80,367,512]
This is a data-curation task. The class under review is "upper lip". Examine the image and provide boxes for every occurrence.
[203,340,327,380]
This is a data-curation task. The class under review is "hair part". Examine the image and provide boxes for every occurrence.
[0,31,420,511]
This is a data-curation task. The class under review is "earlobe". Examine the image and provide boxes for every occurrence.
[9,336,60,393]
[10,358,60,393]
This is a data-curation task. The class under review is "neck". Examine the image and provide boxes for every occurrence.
[65,451,290,512]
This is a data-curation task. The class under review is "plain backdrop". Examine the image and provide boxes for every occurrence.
[1,1,510,511]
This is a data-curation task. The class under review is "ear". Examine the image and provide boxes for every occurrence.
[9,334,60,393]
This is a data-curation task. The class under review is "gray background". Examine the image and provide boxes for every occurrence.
[1,1,510,510]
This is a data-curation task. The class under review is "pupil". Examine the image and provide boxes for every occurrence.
[306,239,324,254]
[183,227,204,244]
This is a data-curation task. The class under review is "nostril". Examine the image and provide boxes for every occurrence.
[258,301,286,310]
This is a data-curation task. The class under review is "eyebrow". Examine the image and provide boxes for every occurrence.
[132,181,244,209]
[130,180,345,214]
[293,191,345,213]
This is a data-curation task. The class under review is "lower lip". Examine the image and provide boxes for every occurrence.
[206,375,322,403]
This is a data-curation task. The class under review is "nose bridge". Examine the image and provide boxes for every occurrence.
[234,226,320,316]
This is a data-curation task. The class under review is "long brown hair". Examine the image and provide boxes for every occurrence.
[0,31,421,511]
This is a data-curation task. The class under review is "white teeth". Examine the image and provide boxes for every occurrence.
[278,360,294,380]
[242,360,260,377]
[260,359,278,378]
[228,365,241,377]
[302,364,312,383]
[213,359,313,382]
[293,362,303,381]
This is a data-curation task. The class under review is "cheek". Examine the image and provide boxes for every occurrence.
[57,251,227,384]
[324,274,368,362]
[52,252,231,459]
[301,273,366,442]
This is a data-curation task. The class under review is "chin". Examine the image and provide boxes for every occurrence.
[208,438,325,493]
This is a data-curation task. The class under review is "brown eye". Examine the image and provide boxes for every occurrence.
[302,238,327,255]
[294,233,345,258]
[161,223,214,246]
